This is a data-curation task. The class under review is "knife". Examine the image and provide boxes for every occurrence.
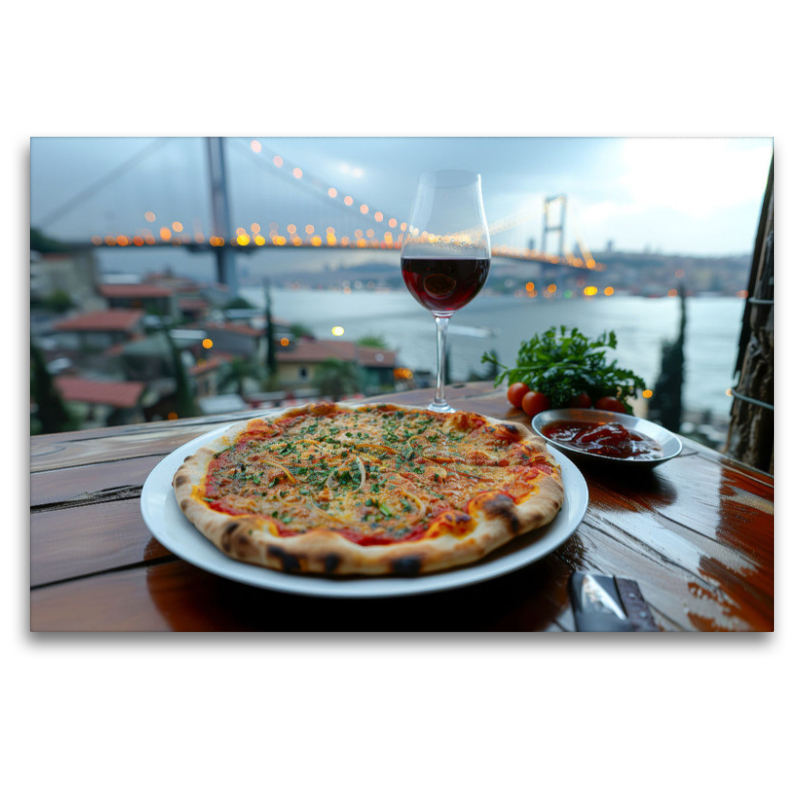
[569,573,659,632]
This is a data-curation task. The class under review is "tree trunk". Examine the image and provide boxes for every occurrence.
[725,160,774,474]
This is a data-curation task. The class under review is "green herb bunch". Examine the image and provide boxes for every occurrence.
[481,326,647,412]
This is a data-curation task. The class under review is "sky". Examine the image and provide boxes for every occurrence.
[30,136,773,259]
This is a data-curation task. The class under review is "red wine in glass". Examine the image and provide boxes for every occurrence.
[401,257,491,314]
[401,170,491,413]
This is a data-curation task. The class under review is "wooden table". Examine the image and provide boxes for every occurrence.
[30,382,774,632]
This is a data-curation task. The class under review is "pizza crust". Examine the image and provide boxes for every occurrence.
[172,403,564,576]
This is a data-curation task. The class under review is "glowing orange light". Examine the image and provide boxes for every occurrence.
[251,223,261,233]
[384,232,393,243]
[91,235,102,245]
[167,412,179,420]
[237,234,250,246]
[133,236,144,246]
[160,228,172,241]
[643,389,654,399]
[236,227,246,236]
[584,286,598,296]
[275,236,287,246]
[327,234,337,246]
[305,224,315,235]
[547,284,557,293]
[105,236,116,246]
[388,218,397,228]
[328,188,337,198]
[344,196,353,206]
[280,337,290,346]
[604,287,615,296]
[255,235,266,246]
[374,211,383,222]
[341,236,350,246]
[251,140,262,153]
[525,282,535,291]
[202,339,213,349]
[366,229,375,238]
[725,388,733,397]
[273,155,283,167]
[400,222,407,232]
[356,238,367,248]
[116,235,128,246]
[172,221,183,232]
[144,211,156,222]
[145,234,156,245]
[668,288,678,297]
[293,167,303,179]
[326,227,335,234]
[311,235,322,247]
[292,236,302,246]
[287,224,297,235]
[360,204,369,214]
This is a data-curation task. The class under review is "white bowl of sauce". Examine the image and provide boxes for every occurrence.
[531,408,682,469]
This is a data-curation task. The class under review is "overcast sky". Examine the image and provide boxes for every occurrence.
[30,136,772,257]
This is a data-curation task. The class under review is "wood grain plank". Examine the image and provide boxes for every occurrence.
[31,551,572,632]
[27,382,774,632]
[31,498,173,587]
[30,455,164,507]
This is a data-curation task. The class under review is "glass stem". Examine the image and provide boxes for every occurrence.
[433,314,451,409]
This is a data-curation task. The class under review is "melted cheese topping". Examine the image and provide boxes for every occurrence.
[200,404,556,545]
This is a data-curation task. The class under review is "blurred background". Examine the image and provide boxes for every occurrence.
[29,136,773,454]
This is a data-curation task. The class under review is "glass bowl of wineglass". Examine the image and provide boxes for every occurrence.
[401,170,491,413]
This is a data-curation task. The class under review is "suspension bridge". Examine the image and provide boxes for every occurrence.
[32,137,606,291]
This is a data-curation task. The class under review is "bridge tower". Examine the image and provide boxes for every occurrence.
[206,137,238,295]
[541,194,567,255]
[541,195,567,289]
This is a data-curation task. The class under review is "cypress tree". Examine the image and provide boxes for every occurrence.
[264,279,277,379]
[30,340,74,433]
[649,285,686,432]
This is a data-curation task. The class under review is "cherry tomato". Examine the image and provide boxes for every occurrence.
[594,396,627,413]
[567,391,592,409]
[521,391,551,418]
[507,382,531,409]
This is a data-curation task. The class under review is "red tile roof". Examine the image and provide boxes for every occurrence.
[356,345,397,368]
[189,355,231,375]
[55,377,146,408]
[178,298,210,311]
[99,284,174,298]
[276,340,396,367]
[54,309,144,332]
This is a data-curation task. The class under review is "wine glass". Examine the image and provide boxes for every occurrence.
[401,170,491,413]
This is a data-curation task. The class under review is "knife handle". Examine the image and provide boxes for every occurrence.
[572,612,634,632]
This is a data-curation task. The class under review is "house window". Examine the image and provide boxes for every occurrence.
[299,367,308,379]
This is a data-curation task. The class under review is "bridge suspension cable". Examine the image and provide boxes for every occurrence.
[33,138,171,229]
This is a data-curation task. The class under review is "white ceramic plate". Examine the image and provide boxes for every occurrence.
[140,415,588,599]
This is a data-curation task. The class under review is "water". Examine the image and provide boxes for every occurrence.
[242,287,743,417]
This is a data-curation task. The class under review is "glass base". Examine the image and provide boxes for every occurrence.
[427,399,456,414]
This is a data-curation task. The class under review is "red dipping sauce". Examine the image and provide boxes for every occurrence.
[541,420,662,460]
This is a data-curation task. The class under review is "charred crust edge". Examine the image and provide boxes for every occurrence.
[480,493,521,534]
[324,553,341,574]
[391,555,423,576]
[267,545,302,573]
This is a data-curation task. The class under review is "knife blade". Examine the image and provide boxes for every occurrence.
[568,573,658,632]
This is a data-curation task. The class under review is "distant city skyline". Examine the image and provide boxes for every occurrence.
[30,136,773,258]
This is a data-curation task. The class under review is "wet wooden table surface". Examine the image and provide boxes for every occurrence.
[29,382,774,632]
